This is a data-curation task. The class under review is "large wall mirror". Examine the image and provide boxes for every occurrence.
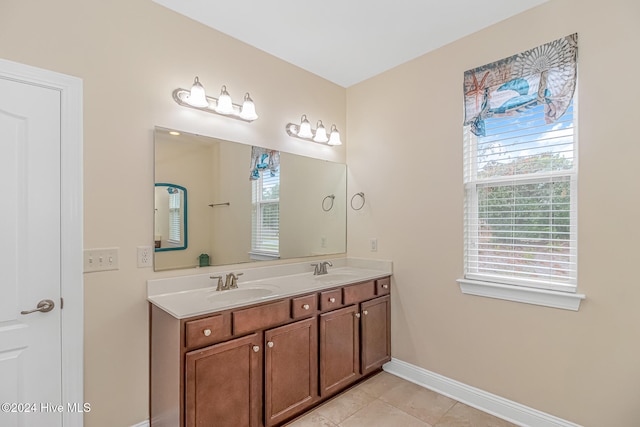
[154,127,347,271]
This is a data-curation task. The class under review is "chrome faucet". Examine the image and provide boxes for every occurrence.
[225,272,243,289]
[311,261,332,275]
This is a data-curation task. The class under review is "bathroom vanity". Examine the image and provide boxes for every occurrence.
[148,260,391,427]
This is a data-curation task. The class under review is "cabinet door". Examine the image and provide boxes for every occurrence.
[319,305,360,397]
[264,317,318,426]
[361,295,391,375]
[185,333,263,427]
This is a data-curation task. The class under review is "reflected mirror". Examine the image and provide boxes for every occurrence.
[154,183,187,252]
[154,127,347,271]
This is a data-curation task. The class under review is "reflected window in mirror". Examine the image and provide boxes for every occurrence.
[251,167,280,260]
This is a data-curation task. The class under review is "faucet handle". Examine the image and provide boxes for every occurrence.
[311,263,320,275]
[226,272,244,289]
[210,275,224,291]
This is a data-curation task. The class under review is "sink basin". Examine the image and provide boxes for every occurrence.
[206,287,277,304]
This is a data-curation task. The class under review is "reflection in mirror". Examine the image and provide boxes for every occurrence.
[154,183,187,252]
[154,127,347,271]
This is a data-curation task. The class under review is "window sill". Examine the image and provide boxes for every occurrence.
[456,278,585,311]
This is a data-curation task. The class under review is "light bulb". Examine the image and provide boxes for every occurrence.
[185,77,209,108]
[239,93,258,120]
[328,124,342,146]
[313,120,328,143]
[215,85,234,114]
[298,115,313,139]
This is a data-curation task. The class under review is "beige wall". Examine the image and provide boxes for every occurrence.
[0,1,345,426]
[347,0,640,426]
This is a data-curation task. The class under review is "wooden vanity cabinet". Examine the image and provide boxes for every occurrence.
[264,317,318,426]
[318,278,391,398]
[185,333,262,427]
[150,276,391,427]
[360,294,391,376]
[319,305,360,396]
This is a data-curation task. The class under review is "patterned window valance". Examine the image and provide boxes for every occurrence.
[464,33,578,136]
[250,146,280,180]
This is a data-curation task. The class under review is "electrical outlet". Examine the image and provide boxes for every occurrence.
[84,248,119,272]
[369,238,378,252]
[137,246,153,268]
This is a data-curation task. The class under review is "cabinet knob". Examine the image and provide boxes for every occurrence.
[203,329,212,337]
[355,313,361,318]
[302,304,310,310]
[329,297,336,303]
[252,345,260,353]
[382,284,389,289]
[363,310,368,316]
[267,341,274,348]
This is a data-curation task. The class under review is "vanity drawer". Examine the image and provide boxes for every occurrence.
[376,277,391,295]
[185,313,232,349]
[319,289,343,311]
[343,281,376,305]
[233,299,291,335]
[291,294,317,319]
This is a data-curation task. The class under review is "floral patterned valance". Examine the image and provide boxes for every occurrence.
[249,146,280,180]
[464,33,578,136]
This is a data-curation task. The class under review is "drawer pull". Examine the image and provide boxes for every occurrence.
[302,304,310,310]
[267,341,274,348]
[363,310,368,316]
[329,297,336,303]
[252,345,260,353]
[382,284,389,289]
[355,313,361,318]
[203,329,212,337]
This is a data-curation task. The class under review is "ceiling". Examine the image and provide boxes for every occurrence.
[153,0,549,88]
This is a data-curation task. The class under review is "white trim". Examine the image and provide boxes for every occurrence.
[130,421,150,427]
[0,59,84,426]
[384,358,583,427]
[456,278,585,311]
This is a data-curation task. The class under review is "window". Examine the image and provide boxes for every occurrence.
[168,190,182,244]
[464,101,577,292]
[459,34,584,310]
[251,169,280,257]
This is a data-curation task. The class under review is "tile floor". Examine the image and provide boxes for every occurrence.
[286,372,518,427]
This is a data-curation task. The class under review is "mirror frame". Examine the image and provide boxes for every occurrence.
[154,183,188,252]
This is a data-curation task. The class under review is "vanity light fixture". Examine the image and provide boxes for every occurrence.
[172,76,259,122]
[286,115,342,146]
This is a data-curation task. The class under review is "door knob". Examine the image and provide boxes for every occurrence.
[252,345,260,353]
[21,299,55,315]
[267,341,274,348]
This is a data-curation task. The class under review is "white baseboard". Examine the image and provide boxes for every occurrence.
[130,421,149,427]
[383,358,582,427]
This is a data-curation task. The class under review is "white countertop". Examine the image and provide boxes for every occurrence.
[147,258,392,319]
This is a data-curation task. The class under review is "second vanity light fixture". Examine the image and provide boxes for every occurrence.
[172,76,258,122]
[286,115,342,146]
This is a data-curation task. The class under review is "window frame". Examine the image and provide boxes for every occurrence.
[458,99,584,311]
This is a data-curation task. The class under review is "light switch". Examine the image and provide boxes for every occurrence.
[84,248,119,272]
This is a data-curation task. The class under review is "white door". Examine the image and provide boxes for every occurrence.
[0,75,64,426]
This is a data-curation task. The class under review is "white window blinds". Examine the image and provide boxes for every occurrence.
[463,34,578,292]
[251,170,280,255]
[168,191,181,243]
